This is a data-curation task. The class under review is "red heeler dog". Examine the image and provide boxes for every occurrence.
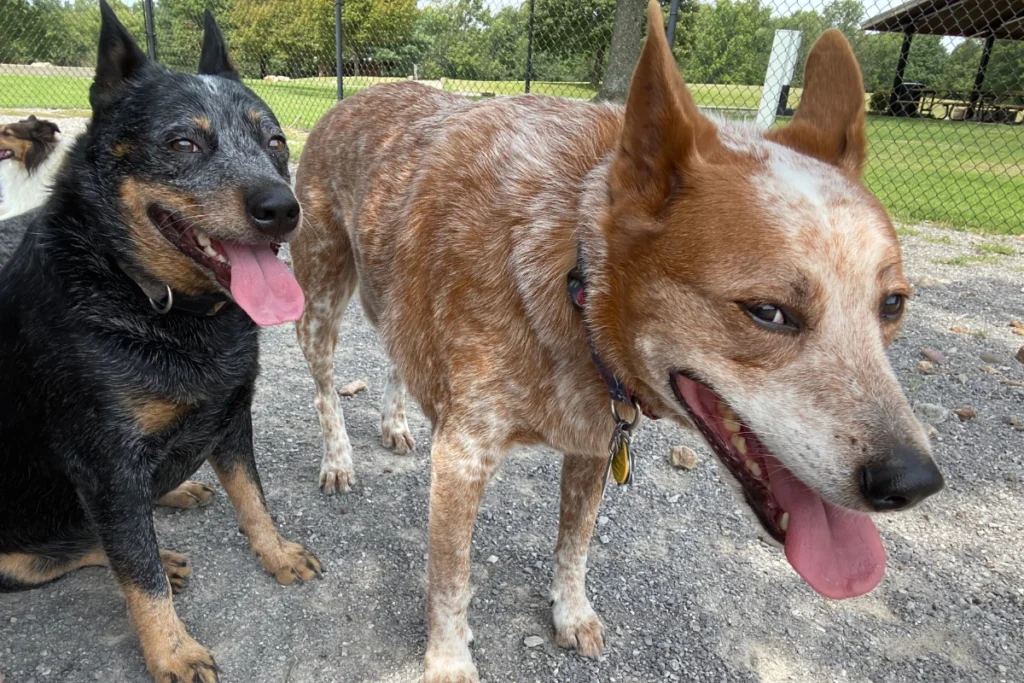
[291,2,944,679]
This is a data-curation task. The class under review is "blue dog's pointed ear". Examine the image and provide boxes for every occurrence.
[199,10,238,80]
[90,0,148,110]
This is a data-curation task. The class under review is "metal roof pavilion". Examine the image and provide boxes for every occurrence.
[862,0,1024,119]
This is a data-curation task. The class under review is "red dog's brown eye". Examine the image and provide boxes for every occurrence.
[881,294,905,320]
[743,303,799,332]
[169,139,200,153]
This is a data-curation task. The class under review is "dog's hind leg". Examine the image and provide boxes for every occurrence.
[292,192,360,493]
[155,480,215,509]
[0,549,107,591]
[550,453,607,658]
[0,549,191,594]
[381,365,416,454]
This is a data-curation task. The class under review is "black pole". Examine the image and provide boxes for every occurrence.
[965,34,995,121]
[335,0,344,100]
[667,0,681,46]
[525,0,536,93]
[143,0,157,61]
[887,30,913,116]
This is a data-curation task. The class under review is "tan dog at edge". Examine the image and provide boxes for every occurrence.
[292,3,944,680]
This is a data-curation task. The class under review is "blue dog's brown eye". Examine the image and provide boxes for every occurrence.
[170,139,200,153]
[268,136,287,151]
[881,294,905,320]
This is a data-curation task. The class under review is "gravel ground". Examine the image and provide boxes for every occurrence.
[1,127,1023,682]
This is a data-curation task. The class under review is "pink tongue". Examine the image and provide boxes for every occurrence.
[765,454,886,599]
[675,375,885,599]
[219,242,304,326]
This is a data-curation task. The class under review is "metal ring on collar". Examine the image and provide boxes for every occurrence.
[149,285,173,314]
[611,399,642,432]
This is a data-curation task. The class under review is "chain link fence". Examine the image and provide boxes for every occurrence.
[1,0,1021,233]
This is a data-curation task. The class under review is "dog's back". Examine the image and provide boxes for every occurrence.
[293,82,624,416]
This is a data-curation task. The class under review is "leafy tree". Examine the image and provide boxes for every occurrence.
[986,40,1024,94]
[155,0,231,73]
[944,38,982,92]
[682,0,774,85]
[534,0,615,87]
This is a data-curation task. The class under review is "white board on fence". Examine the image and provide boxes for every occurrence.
[757,30,802,131]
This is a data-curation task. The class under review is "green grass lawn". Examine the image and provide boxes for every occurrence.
[2,73,1020,234]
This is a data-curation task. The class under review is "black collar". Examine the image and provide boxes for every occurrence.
[117,258,230,317]
[567,245,658,420]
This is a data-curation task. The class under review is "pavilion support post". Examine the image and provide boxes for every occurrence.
[888,30,914,116]
[965,34,996,121]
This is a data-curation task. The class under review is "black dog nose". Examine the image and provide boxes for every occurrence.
[246,185,299,238]
[860,445,944,511]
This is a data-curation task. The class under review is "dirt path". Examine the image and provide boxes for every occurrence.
[0,222,1022,683]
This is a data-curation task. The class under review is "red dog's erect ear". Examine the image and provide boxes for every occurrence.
[767,29,867,178]
[608,0,716,220]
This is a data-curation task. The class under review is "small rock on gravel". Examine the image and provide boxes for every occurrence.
[921,348,946,364]
[953,407,978,422]
[918,360,933,372]
[914,403,949,424]
[1016,346,1024,364]
[524,636,544,648]
[337,379,368,397]
[669,446,698,470]
[980,352,1003,364]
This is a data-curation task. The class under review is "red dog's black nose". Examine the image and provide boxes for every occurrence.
[246,185,299,238]
[860,445,944,511]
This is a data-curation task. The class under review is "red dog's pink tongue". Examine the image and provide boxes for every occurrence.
[765,454,886,599]
[220,242,304,326]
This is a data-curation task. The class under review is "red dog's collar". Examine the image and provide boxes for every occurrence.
[566,251,659,421]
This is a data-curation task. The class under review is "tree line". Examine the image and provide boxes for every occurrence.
[2,0,1021,95]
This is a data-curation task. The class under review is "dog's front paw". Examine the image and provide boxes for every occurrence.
[424,644,479,683]
[381,417,415,454]
[259,539,323,586]
[553,598,604,658]
[159,550,191,594]
[156,481,215,509]
[319,450,355,494]
[145,634,219,683]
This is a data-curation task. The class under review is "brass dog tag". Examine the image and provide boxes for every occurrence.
[607,422,634,486]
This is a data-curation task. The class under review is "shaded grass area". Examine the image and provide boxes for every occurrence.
[2,74,1020,234]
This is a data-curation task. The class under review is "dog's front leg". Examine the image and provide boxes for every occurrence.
[551,453,607,657]
[209,406,322,585]
[77,455,218,683]
[424,428,502,683]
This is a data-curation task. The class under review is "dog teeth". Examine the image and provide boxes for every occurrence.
[195,230,211,248]
[717,402,737,421]
[779,512,789,532]
[746,460,761,478]
[723,417,741,433]
[730,434,747,455]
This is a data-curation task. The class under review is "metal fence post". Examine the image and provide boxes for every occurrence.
[335,0,344,100]
[142,0,158,61]
[887,30,913,116]
[666,0,681,46]
[965,34,995,121]
[525,0,536,94]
